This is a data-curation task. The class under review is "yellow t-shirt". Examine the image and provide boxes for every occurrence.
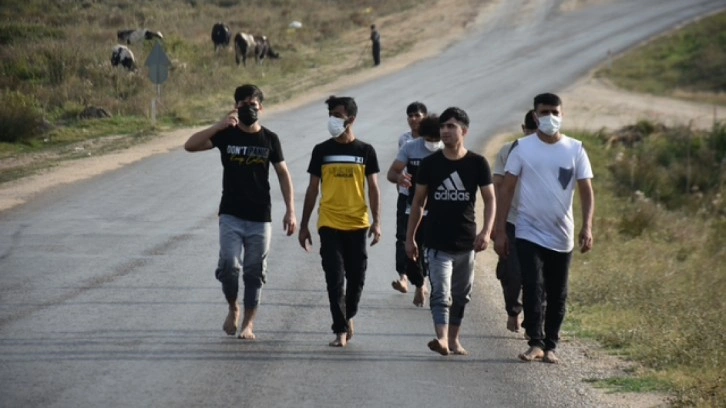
[307,138,380,231]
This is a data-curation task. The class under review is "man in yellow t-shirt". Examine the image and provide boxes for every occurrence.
[299,95,382,348]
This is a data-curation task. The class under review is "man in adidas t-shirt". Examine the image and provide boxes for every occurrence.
[494,93,595,364]
[406,107,496,356]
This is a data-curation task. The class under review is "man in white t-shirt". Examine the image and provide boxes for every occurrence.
[494,93,595,364]
[492,110,537,335]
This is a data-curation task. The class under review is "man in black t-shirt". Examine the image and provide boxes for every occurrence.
[406,107,496,356]
[184,84,297,340]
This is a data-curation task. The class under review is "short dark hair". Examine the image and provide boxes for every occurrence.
[234,84,264,103]
[524,109,537,131]
[406,101,427,116]
[325,95,358,117]
[533,93,561,109]
[418,114,440,140]
[439,107,469,128]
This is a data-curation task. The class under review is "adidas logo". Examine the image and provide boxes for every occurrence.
[434,171,471,201]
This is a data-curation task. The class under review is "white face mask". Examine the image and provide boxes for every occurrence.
[424,140,442,152]
[328,116,347,138]
[537,114,562,136]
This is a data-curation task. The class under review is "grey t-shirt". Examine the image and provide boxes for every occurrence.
[493,141,520,225]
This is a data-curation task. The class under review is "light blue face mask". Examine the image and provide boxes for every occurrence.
[537,114,562,136]
[328,116,346,138]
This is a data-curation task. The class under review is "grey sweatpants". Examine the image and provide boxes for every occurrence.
[215,214,271,309]
[426,248,475,326]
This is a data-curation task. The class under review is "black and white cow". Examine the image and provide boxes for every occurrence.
[117,29,164,45]
[111,45,136,71]
[211,22,231,52]
[234,32,280,66]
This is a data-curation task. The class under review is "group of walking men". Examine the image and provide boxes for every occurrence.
[184,84,595,362]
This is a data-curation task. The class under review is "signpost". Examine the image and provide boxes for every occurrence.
[144,42,171,125]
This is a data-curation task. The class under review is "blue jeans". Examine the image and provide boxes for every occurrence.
[215,214,271,309]
[426,249,475,326]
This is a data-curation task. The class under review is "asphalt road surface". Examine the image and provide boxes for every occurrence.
[1,1,724,407]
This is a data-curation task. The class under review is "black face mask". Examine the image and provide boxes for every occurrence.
[238,105,258,126]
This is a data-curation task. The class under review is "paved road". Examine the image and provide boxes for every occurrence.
[1,1,723,407]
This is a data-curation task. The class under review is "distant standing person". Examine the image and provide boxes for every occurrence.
[494,93,594,364]
[370,24,381,66]
[391,102,427,296]
[406,107,496,356]
[492,110,537,333]
[387,114,442,307]
[298,95,382,348]
[184,84,297,340]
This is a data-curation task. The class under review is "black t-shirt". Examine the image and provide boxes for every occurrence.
[416,150,492,251]
[211,126,283,222]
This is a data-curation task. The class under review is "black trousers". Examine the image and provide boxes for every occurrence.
[372,42,381,65]
[496,222,523,317]
[516,238,572,351]
[395,193,426,287]
[395,193,408,275]
[319,227,368,334]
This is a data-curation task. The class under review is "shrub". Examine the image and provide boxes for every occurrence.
[0,91,45,143]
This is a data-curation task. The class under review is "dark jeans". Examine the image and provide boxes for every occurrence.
[406,217,427,288]
[496,222,522,317]
[372,42,381,65]
[395,193,426,287]
[319,227,368,334]
[517,238,572,351]
[395,193,407,275]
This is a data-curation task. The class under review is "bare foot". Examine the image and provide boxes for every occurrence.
[543,350,560,364]
[518,346,544,362]
[346,319,354,341]
[427,339,450,356]
[449,340,468,355]
[223,304,240,335]
[391,277,409,293]
[507,315,521,333]
[238,325,256,340]
[237,308,257,340]
[412,286,428,307]
[329,333,347,347]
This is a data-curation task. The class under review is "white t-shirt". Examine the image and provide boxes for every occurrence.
[504,134,593,252]
[396,131,415,195]
[493,140,521,225]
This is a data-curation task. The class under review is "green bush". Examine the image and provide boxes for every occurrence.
[0,91,45,143]
[606,122,725,213]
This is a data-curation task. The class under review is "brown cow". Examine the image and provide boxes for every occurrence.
[234,32,280,66]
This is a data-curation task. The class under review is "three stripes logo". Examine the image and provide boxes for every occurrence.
[434,171,470,201]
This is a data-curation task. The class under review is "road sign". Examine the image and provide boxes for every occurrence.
[145,42,171,85]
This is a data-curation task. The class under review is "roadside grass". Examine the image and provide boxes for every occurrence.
[595,10,726,105]
[565,124,725,407]
[0,0,434,161]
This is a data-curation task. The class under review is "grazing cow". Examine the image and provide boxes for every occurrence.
[211,22,231,52]
[117,28,163,45]
[234,32,280,66]
[111,45,136,71]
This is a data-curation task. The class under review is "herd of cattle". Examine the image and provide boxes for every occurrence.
[111,23,279,72]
